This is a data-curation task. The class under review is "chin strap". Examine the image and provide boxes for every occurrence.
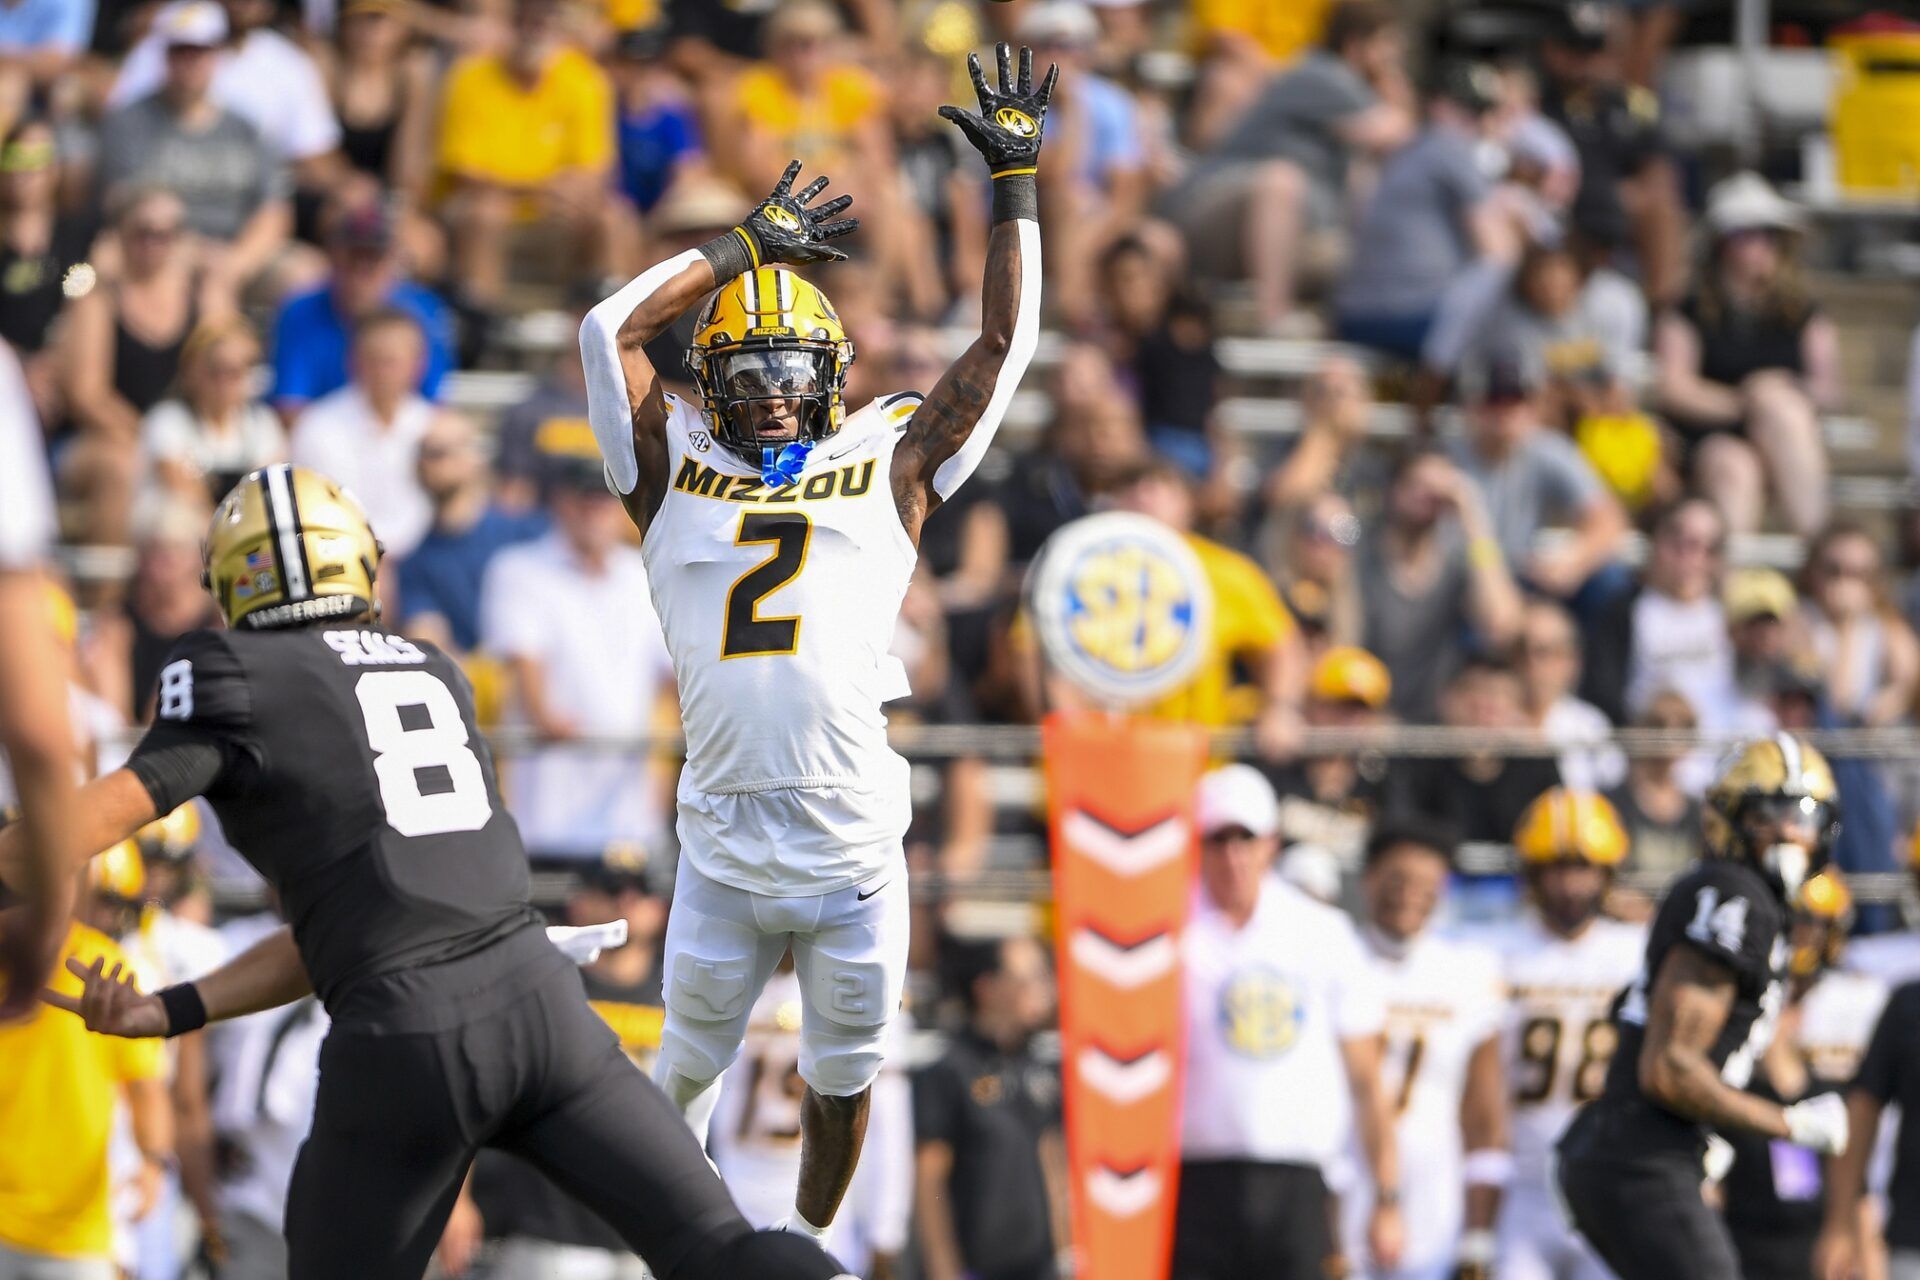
[761,439,814,487]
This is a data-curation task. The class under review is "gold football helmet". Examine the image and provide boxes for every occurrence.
[136,803,202,864]
[1703,732,1841,899]
[1513,788,1630,867]
[687,266,854,464]
[204,465,383,631]
[87,839,146,902]
[1791,870,1853,976]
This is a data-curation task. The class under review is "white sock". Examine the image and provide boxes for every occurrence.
[785,1209,831,1244]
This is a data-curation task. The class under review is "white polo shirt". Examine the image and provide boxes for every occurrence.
[289,387,435,559]
[479,531,674,857]
[0,342,53,568]
[1181,876,1386,1166]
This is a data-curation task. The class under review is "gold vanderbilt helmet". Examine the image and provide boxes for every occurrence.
[1791,870,1853,977]
[687,266,854,464]
[1703,733,1841,900]
[204,465,383,631]
[1513,788,1630,867]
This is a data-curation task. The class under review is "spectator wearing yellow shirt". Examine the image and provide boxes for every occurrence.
[1186,0,1330,146]
[716,1,908,300]
[1019,458,1307,754]
[437,0,638,311]
[0,889,172,1277]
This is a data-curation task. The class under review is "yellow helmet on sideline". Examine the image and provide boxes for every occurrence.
[688,266,854,464]
[87,840,146,902]
[204,465,383,631]
[1513,788,1630,868]
[137,804,203,864]
[1791,871,1853,976]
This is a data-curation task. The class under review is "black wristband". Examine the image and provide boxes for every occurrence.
[992,173,1038,224]
[697,227,757,282]
[157,983,207,1038]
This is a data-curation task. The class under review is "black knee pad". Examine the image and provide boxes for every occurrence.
[692,1228,852,1279]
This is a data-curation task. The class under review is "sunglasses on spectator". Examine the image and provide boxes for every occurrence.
[1201,826,1260,848]
[127,221,183,242]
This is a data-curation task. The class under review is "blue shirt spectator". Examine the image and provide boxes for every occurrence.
[0,0,96,62]
[270,200,456,408]
[272,279,454,406]
[397,506,548,652]
[617,102,700,213]
[394,413,547,651]
[610,26,701,213]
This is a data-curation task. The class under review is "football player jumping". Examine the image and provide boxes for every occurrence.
[579,43,1054,1243]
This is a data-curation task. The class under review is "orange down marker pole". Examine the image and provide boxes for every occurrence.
[1043,710,1208,1280]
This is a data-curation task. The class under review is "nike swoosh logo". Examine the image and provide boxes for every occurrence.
[856,879,890,901]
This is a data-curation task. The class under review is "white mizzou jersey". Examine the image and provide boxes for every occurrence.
[1492,915,1646,1188]
[1342,931,1505,1275]
[643,390,925,896]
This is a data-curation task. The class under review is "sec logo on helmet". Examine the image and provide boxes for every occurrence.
[995,107,1039,138]
[761,205,803,232]
[1027,513,1211,708]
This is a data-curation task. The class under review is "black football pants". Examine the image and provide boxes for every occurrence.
[1557,1148,1743,1280]
[1170,1160,1334,1280]
[282,957,747,1280]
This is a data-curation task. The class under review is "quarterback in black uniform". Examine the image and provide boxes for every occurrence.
[1,465,845,1280]
[1555,733,1853,1280]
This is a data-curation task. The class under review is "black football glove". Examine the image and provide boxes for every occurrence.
[726,160,858,270]
[940,43,1059,178]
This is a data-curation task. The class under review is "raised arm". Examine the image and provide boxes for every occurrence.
[582,161,859,536]
[891,45,1054,544]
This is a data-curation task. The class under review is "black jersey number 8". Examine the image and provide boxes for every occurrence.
[354,670,493,837]
[722,512,812,658]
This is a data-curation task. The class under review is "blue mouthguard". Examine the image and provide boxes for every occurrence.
[761,439,814,487]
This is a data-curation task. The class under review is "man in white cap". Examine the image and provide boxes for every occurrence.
[95,0,292,289]
[1176,763,1404,1280]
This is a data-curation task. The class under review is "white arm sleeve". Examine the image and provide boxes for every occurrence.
[929,218,1042,501]
[580,250,707,496]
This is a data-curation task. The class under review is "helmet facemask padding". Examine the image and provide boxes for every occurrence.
[705,346,841,465]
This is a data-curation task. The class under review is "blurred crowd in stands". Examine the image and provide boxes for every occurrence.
[7,0,1918,904]
[8,0,1920,1275]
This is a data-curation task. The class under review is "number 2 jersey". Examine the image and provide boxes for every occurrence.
[641,390,926,897]
[1568,860,1789,1162]
[127,626,543,1018]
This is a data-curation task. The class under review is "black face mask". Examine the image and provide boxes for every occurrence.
[708,348,835,461]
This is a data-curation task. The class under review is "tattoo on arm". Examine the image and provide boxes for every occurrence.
[892,220,1026,539]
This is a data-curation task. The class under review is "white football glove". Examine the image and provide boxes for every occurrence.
[546,921,629,966]
[1783,1093,1850,1156]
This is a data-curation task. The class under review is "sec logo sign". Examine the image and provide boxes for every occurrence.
[1027,513,1211,708]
